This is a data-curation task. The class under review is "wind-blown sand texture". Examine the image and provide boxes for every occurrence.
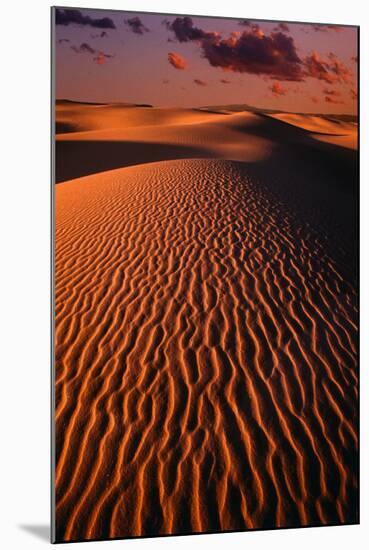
[54,102,358,542]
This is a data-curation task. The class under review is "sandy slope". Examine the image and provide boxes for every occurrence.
[55,158,358,541]
[55,104,357,183]
[55,108,272,182]
[267,113,357,150]
[56,101,224,133]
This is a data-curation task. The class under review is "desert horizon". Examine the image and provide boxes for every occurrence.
[56,97,358,116]
[54,8,358,544]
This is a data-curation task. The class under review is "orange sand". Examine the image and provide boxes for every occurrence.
[54,102,358,542]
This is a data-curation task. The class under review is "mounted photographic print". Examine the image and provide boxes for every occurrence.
[51,6,359,543]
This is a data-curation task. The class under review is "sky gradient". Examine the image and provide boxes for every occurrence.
[54,8,358,114]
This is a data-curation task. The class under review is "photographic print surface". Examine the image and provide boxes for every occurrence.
[52,7,359,543]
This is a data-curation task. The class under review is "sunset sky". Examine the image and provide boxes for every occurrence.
[54,8,358,114]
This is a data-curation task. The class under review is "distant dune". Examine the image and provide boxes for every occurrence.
[55,102,358,541]
[55,102,357,183]
[267,113,358,150]
[56,101,217,133]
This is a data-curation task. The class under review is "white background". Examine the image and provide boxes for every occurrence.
[1,0,367,548]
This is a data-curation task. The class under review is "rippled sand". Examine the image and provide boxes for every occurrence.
[54,103,358,542]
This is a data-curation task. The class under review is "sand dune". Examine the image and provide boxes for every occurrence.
[56,100,224,134]
[267,113,358,151]
[55,104,357,183]
[267,112,357,135]
[55,156,358,541]
[55,112,272,183]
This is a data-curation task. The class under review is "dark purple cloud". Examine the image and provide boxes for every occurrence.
[166,16,352,87]
[70,42,114,64]
[58,38,70,44]
[167,16,217,43]
[55,8,116,29]
[167,17,303,81]
[202,30,304,81]
[71,42,96,54]
[91,31,108,39]
[220,78,231,84]
[124,16,149,34]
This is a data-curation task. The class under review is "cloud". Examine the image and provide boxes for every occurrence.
[327,52,352,83]
[304,52,334,82]
[311,96,319,103]
[93,52,114,65]
[300,23,343,34]
[71,42,96,54]
[70,42,114,63]
[304,51,351,84]
[168,52,187,70]
[247,24,265,38]
[201,29,303,80]
[350,88,357,100]
[352,55,358,63]
[55,8,116,29]
[91,31,108,39]
[311,24,343,32]
[167,16,219,42]
[124,16,149,34]
[270,81,287,96]
[194,78,207,86]
[167,17,303,81]
[220,78,231,84]
[237,22,265,37]
[166,17,352,87]
[162,79,170,84]
[274,23,290,32]
[58,38,70,44]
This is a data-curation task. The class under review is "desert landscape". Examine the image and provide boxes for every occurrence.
[54,99,358,541]
[53,8,358,544]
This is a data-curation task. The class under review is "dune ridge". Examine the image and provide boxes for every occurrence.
[55,157,358,541]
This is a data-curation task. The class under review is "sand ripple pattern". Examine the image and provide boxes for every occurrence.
[55,159,358,541]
